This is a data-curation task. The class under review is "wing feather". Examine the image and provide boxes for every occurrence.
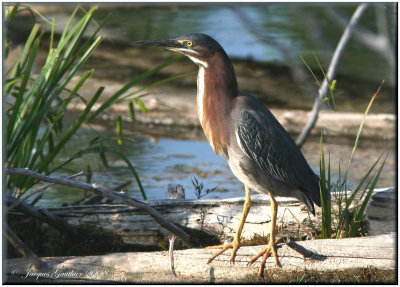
[236,110,320,205]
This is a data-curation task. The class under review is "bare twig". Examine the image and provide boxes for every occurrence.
[326,5,395,66]
[8,171,88,210]
[5,168,193,248]
[166,184,185,277]
[296,3,369,147]
[168,236,177,277]
[4,223,49,270]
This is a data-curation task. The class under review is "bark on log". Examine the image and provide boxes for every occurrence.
[6,233,396,283]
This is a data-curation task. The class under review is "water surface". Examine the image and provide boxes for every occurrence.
[40,127,395,207]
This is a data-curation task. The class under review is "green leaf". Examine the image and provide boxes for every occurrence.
[349,154,387,237]
[299,54,320,87]
[133,98,147,113]
[6,37,40,142]
[6,4,19,21]
[128,100,135,122]
[116,115,123,145]
[334,153,383,238]
[9,23,40,81]
[86,165,92,183]
[100,149,109,168]
[87,55,185,122]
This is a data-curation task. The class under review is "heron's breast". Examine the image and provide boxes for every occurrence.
[196,66,229,158]
[197,67,206,126]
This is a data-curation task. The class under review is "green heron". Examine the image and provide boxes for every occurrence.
[133,33,321,276]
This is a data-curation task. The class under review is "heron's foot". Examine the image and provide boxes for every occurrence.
[249,238,282,278]
[206,240,241,264]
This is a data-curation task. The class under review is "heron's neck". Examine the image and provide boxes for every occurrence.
[196,54,238,157]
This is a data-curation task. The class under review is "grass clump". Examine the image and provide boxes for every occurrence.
[4,5,185,201]
[318,82,386,239]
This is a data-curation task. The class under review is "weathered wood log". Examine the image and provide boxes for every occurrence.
[47,187,395,248]
[5,168,194,247]
[48,194,313,248]
[6,233,395,283]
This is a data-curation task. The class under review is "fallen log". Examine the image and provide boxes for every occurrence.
[46,187,395,249]
[6,233,396,283]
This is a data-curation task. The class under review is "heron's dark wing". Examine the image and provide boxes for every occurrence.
[237,110,319,202]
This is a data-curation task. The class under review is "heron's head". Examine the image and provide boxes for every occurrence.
[132,33,226,68]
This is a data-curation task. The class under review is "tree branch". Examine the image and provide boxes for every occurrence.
[4,223,49,270]
[5,168,193,248]
[325,5,394,66]
[295,3,369,147]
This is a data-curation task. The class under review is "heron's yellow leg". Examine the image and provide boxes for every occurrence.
[249,193,281,277]
[207,186,251,263]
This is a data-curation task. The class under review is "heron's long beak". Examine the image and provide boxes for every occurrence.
[131,39,183,49]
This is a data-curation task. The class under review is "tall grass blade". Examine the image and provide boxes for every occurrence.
[9,23,40,81]
[6,4,20,21]
[343,81,384,184]
[128,100,135,122]
[299,54,320,87]
[319,135,332,239]
[116,71,196,103]
[6,38,39,140]
[104,148,146,200]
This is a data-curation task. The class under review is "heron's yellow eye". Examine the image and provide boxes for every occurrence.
[186,41,193,47]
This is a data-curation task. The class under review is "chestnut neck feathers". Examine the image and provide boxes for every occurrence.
[196,51,238,157]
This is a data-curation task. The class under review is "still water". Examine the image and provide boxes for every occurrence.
[40,127,395,207]
[95,3,394,83]
[16,3,395,83]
